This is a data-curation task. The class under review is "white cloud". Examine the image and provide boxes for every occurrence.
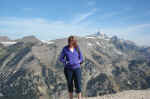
[126,24,150,33]
[72,8,97,24]
[0,16,150,46]
[102,24,150,46]
[0,17,97,40]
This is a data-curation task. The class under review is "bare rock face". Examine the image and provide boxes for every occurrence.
[17,35,41,44]
[0,36,11,42]
[0,34,150,99]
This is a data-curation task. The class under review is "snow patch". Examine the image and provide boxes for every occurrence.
[0,41,17,46]
[96,41,101,46]
[86,36,95,39]
[41,40,54,44]
[88,43,92,46]
[114,48,122,55]
[104,38,110,41]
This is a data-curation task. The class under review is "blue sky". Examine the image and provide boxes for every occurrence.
[0,0,150,46]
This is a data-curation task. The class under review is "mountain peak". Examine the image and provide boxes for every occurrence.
[0,36,11,42]
[96,30,105,36]
[18,35,41,44]
[85,31,108,38]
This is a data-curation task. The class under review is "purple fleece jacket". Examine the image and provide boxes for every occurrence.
[59,45,83,69]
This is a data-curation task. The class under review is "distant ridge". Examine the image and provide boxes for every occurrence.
[0,36,11,42]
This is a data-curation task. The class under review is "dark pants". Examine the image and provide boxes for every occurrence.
[64,67,82,93]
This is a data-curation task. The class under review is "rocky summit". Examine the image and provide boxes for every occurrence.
[0,33,150,99]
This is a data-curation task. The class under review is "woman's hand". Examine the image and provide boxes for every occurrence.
[65,60,80,65]
[78,60,81,64]
[65,61,70,65]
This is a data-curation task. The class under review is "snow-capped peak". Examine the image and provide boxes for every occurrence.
[41,40,54,44]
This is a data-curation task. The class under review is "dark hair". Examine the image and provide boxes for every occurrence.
[68,35,78,48]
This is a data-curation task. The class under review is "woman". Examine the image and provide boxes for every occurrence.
[59,35,83,99]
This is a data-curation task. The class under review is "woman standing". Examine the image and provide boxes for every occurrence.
[59,36,83,99]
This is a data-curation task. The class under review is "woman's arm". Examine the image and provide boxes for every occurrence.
[59,47,67,65]
[78,47,83,64]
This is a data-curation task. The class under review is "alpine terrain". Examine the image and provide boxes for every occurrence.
[0,32,150,99]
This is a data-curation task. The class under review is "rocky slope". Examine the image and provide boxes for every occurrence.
[0,33,150,99]
[74,89,150,99]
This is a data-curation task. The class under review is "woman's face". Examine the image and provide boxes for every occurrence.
[69,39,74,47]
[69,37,77,47]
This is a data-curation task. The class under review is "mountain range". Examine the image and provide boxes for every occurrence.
[0,33,150,99]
